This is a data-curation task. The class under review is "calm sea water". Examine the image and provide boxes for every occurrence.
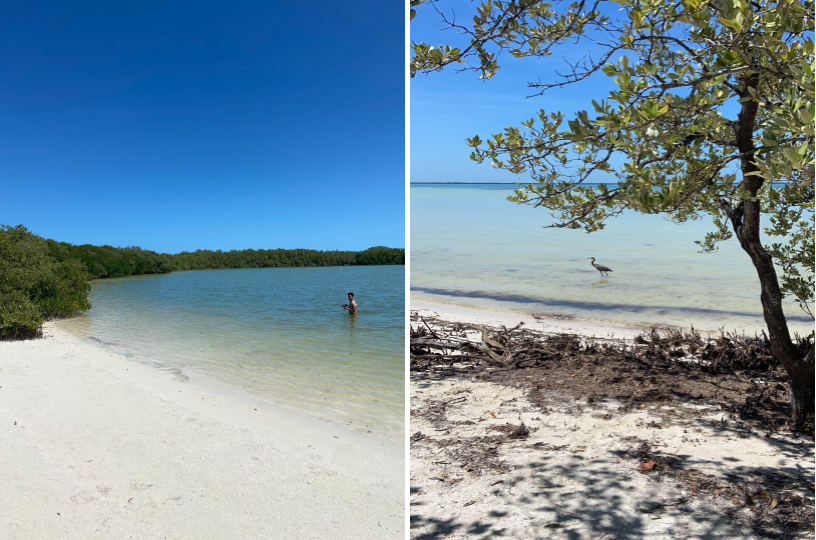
[59,266,405,435]
[411,183,812,335]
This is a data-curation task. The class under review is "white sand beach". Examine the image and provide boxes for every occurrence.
[411,300,659,340]
[410,301,815,539]
[0,323,404,539]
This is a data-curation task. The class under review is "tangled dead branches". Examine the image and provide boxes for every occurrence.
[410,311,811,379]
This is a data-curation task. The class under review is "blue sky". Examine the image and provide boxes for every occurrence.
[411,2,748,187]
[411,1,627,183]
[0,1,404,253]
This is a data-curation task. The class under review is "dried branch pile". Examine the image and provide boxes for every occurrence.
[411,312,811,379]
[411,316,595,370]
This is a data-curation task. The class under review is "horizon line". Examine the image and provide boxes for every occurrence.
[409,181,612,185]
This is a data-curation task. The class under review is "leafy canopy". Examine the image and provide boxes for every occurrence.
[0,225,91,338]
[412,0,814,317]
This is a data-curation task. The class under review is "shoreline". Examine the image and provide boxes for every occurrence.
[411,297,812,338]
[0,323,404,539]
[411,299,668,340]
[57,318,404,442]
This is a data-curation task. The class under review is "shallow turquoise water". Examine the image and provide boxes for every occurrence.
[411,184,812,335]
[60,266,405,434]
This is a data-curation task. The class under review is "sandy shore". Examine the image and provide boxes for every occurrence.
[410,301,815,539]
[412,299,659,340]
[0,323,404,539]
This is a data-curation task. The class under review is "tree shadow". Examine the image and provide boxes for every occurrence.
[411,412,813,539]
[411,447,767,539]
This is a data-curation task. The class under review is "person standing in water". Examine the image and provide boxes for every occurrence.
[343,292,358,314]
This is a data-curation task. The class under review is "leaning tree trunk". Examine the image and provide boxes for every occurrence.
[728,79,815,424]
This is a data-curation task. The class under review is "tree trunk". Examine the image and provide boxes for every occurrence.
[731,77,814,425]
[789,346,815,422]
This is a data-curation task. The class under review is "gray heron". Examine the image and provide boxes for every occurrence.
[588,257,613,277]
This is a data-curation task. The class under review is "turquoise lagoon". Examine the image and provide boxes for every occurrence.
[60,265,405,435]
[411,183,812,336]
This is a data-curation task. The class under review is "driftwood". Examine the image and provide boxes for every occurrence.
[410,313,587,369]
[410,310,812,375]
[462,324,511,365]
[410,339,464,350]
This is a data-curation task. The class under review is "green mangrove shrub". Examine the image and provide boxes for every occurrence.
[0,225,91,339]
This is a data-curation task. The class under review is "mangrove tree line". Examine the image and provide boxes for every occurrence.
[1,224,404,339]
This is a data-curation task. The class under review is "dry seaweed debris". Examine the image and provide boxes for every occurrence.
[411,311,810,375]
[617,440,815,537]
[411,313,815,538]
[410,312,815,434]
[488,422,530,439]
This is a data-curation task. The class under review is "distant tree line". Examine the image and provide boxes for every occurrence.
[46,242,174,279]
[1,224,404,339]
[169,245,404,272]
[46,241,404,278]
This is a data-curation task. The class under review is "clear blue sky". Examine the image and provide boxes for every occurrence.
[411,1,627,184]
[0,1,404,253]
